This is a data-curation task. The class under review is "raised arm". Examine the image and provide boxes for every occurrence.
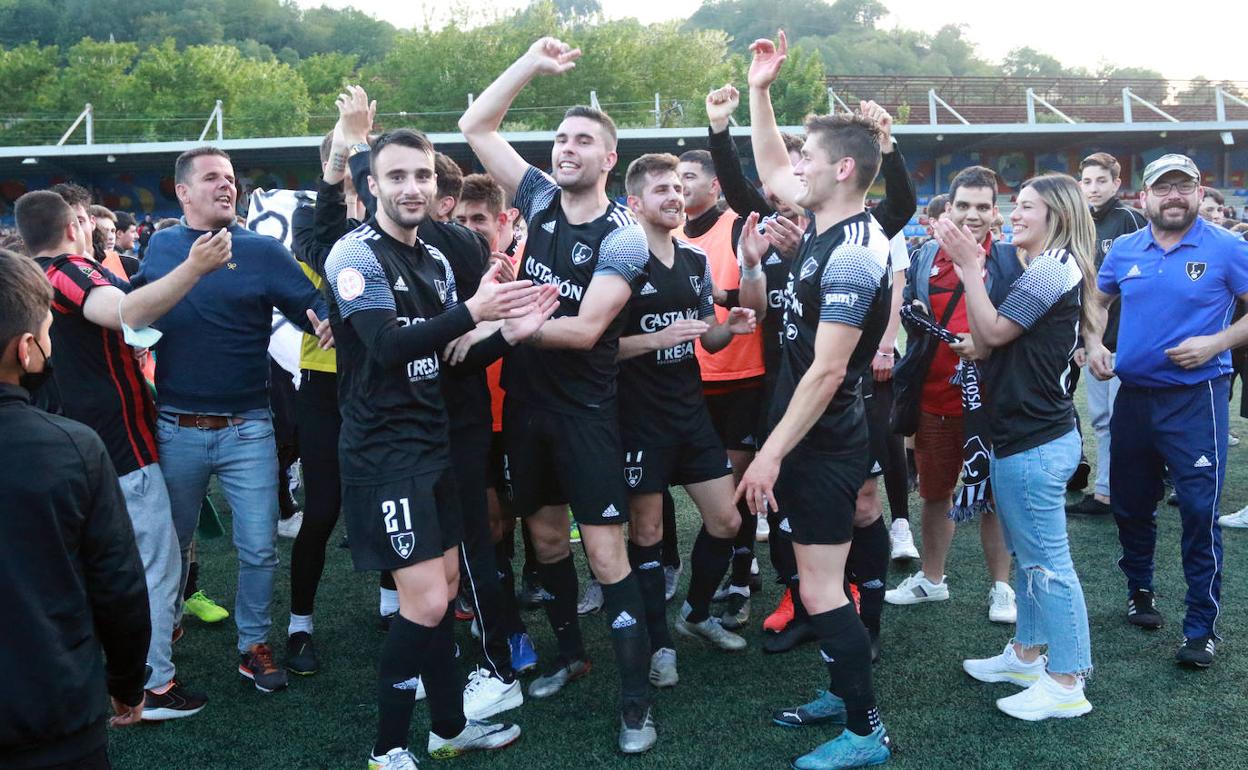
[747,31,805,210]
[706,85,774,218]
[861,100,916,239]
[459,38,581,198]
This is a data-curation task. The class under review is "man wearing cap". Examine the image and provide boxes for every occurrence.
[1086,154,1248,669]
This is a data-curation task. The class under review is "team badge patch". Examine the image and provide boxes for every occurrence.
[572,242,593,265]
[435,279,448,302]
[336,267,365,301]
[799,257,819,280]
[689,275,703,294]
[78,264,102,282]
[624,450,643,488]
[390,532,415,559]
[1186,262,1207,282]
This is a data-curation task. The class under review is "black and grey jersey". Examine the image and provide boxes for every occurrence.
[505,167,650,415]
[325,219,459,484]
[983,248,1083,459]
[770,211,892,452]
[760,249,796,377]
[618,240,716,445]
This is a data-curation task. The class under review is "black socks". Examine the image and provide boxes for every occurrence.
[660,489,681,569]
[374,614,435,755]
[628,541,673,651]
[808,604,878,736]
[730,499,756,588]
[600,573,652,711]
[424,605,467,740]
[685,526,734,622]
[848,517,889,640]
[535,555,585,660]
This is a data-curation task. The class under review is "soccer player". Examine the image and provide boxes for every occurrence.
[325,128,555,768]
[618,153,757,685]
[1086,154,1248,668]
[460,37,659,753]
[1066,152,1147,516]
[737,32,894,767]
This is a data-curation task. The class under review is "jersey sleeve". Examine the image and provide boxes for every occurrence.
[45,256,125,316]
[698,258,715,319]
[512,166,559,223]
[819,244,888,327]
[325,238,396,319]
[998,249,1080,330]
[595,223,650,287]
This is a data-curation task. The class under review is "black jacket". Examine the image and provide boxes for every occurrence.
[1091,199,1147,351]
[0,383,149,769]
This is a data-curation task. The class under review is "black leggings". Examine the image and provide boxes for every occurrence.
[868,379,909,522]
[290,369,342,616]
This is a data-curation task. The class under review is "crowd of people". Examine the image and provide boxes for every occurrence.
[3,31,1248,770]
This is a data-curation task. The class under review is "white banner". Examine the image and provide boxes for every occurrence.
[246,188,317,390]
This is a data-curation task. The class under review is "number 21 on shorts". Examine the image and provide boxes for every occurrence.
[382,498,412,533]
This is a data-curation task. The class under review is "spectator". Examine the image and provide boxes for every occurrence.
[1199,186,1225,226]
[0,248,150,768]
[115,211,139,257]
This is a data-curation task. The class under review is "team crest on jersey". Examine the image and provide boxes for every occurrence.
[1101,238,1114,255]
[689,275,703,294]
[78,264,102,281]
[799,257,819,280]
[390,532,415,559]
[572,241,593,265]
[435,279,448,302]
[624,451,644,488]
[336,267,365,301]
[1186,262,1207,282]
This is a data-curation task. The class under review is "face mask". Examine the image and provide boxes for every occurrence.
[119,301,163,349]
[19,338,53,393]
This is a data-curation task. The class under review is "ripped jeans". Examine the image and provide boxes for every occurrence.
[991,429,1092,676]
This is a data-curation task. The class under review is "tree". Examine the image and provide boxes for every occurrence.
[1001,47,1070,79]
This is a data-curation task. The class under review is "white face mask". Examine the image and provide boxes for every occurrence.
[118,302,163,349]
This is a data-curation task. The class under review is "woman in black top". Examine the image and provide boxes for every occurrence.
[935,173,1098,722]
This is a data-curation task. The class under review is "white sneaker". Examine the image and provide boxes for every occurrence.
[675,604,747,651]
[577,580,603,615]
[755,516,770,542]
[368,747,419,770]
[664,564,681,601]
[1219,504,1248,528]
[884,571,949,605]
[889,519,919,560]
[988,581,1017,624]
[963,642,1046,686]
[427,719,521,758]
[1229,432,1241,447]
[277,510,303,539]
[996,671,1092,721]
[462,666,523,721]
[649,647,678,688]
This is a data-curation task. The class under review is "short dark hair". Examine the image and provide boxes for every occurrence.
[0,248,51,351]
[89,204,115,223]
[155,217,181,231]
[781,132,805,156]
[949,165,999,202]
[115,211,137,230]
[678,149,715,177]
[1080,152,1121,180]
[369,129,435,178]
[15,191,75,255]
[803,114,882,191]
[435,152,463,203]
[625,153,680,197]
[1203,186,1225,205]
[49,182,91,209]
[174,146,231,185]
[925,194,949,219]
[460,174,505,215]
[562,105,618,150]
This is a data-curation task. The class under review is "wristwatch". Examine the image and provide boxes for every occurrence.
[348,141,370,157]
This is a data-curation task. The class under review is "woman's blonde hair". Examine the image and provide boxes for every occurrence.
[1018,173,1100,337]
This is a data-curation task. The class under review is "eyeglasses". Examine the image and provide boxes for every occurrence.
[1149,180,1198,196]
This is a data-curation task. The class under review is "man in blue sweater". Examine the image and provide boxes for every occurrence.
[135,146,331,692]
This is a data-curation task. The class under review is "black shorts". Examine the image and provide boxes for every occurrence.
[774,443,869,545]
[621,411,732,494]
[342,467,463,571]
[705,379,764,452]
[864,381,891,479]
[504,402,631,526]
[489,431,510,496]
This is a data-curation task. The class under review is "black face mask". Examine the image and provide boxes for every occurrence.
[19,338,53,394]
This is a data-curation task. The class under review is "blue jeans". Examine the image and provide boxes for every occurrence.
[991,429,1093,675]
[158,410,279,652]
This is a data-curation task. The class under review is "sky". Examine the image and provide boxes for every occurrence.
[299,0,1248,83]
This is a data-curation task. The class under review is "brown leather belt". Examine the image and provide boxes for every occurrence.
[176,414,245,430]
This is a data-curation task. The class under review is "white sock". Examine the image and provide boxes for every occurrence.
[289,613,313,636]
[379,587,399,616]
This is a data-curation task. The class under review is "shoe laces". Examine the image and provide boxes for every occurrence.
[464,667,493,696]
